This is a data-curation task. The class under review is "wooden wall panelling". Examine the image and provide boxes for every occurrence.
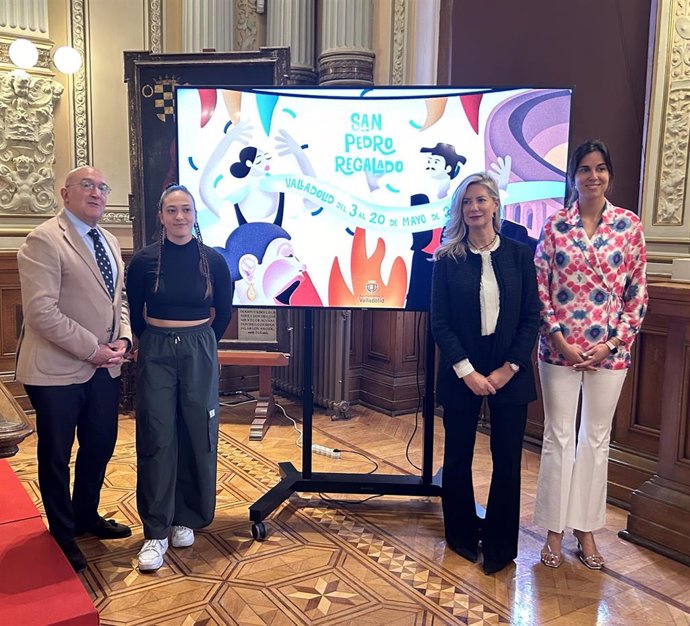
[0,252,22,375]
[621,283,690,564]
[348,310,365,405]
[0,252,29,411]
[358,310,427,415]
[608,327,663,507]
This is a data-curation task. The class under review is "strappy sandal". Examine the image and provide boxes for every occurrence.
[574,531,604,570]
[540,531,564,568]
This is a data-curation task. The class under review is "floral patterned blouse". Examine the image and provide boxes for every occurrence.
[534,200,648,369]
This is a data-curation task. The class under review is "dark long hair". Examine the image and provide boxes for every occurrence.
[566,139,614,208]
[154,184,212,298]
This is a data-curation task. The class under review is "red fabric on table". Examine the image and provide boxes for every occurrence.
[0,459,40,525]
[0,460,99,626]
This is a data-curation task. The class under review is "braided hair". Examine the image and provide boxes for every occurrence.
[154,184,212,298]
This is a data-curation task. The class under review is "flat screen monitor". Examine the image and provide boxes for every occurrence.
[176,86,572,310]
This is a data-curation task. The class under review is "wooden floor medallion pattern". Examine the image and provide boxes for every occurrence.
[8,398,690,625]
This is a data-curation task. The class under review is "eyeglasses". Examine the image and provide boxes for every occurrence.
[66,179,112,195]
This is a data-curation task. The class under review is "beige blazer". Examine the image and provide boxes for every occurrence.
[15,209,132,386]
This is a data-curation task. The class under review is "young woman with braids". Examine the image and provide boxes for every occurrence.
[126,185,232,572]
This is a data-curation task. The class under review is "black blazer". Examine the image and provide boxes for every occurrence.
[431,237,539,407]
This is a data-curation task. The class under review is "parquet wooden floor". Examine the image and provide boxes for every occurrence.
[7,396,690,625]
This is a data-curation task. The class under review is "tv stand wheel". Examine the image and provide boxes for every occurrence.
[251,521,267,541]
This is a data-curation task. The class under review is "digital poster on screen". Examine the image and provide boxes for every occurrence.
[177,86,572,310]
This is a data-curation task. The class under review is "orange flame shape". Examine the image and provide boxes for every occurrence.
[328,228,408,307]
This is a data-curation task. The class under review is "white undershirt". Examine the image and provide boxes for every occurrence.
[453,235,501,379]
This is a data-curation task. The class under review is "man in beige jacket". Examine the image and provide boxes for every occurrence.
[16,166,133,572]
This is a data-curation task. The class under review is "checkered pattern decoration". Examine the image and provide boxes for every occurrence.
[154,81,176,122]
[88,229,115,300]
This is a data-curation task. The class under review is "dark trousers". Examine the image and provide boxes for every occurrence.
[25,368,121,544]
[135,323,219,539]
[442,398,527,567]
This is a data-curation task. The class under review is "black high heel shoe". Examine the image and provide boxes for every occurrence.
[447,541,478,563]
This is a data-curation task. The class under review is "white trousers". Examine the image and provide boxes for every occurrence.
[534,361,627,532]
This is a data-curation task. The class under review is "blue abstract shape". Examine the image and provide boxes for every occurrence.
[282,107,297,118]
[385,184,400,194]
[555,251,569,267]
[188,156,198,171]
[608,251,623,268]
[589,289,607,305]
[556,288,573,304]
[256,94,279,135]
[585,325,604,342]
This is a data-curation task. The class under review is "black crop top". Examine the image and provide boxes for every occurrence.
[126,238,233,342]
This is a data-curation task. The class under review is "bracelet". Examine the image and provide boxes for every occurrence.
[604,340,618,355]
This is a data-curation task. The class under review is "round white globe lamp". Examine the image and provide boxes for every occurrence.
[8,39,39,69]
[52,46,82,74]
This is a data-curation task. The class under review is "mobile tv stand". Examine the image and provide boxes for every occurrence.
[248,308,442,541]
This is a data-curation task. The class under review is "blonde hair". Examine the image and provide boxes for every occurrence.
[434,172,501,260]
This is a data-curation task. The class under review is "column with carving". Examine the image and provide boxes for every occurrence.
[267,0,316,85]
[639,1,690,276]
[0,0,55,451]
[0,0,63,222]
[182,0,234,52]
[318,0,374,85]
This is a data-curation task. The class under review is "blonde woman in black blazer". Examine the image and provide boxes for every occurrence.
[431,172,539,575]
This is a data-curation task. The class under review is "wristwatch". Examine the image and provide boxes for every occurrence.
[605,340,618,354]
[508,362,520,373]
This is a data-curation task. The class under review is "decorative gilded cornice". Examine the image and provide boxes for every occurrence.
[391,0,406,85]
[0,39,52,74]
[70,0,90,167]
[148,0,163,53]
[236,0,258,51]
[0,72,63,215]
[653,1,690,226]
[102,209,131,225]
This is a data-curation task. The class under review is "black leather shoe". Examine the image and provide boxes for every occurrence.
[76,517,132,540]
[58,539,87,573]
[482,558,514,575]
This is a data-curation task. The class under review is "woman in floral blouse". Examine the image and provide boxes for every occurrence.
[533,140,647,570]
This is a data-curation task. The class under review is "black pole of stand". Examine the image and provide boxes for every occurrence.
[422,312,436,484]
[248,308,442,540]
[302,309,313,479]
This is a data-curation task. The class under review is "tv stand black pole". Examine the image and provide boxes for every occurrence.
[249,309,442,540]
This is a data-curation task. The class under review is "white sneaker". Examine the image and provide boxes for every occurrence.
[137,538,168,571]
[171,525,195,548]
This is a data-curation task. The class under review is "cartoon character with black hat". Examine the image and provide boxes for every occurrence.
[420,142,467,198]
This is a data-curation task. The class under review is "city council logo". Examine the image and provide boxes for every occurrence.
[365,280,379,294]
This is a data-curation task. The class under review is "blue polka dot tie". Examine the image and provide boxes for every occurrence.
[88,228,115,300]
